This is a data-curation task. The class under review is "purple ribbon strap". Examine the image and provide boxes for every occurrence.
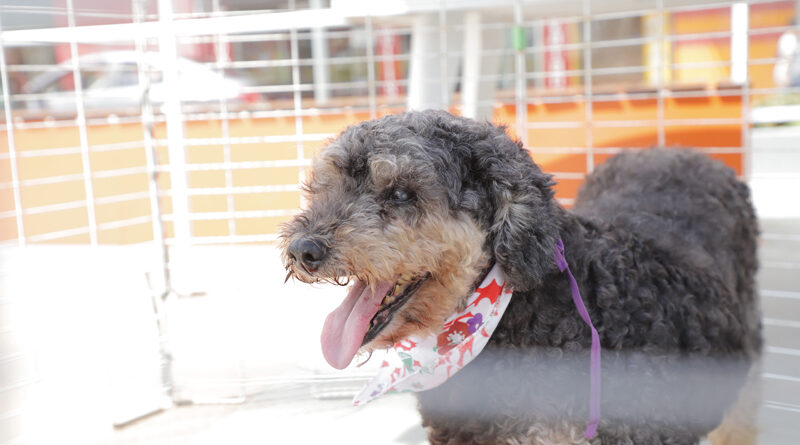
[553,238,601,439]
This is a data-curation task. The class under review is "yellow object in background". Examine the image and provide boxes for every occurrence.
[643,12,673,86]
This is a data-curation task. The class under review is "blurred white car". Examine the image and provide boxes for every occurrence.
[23,51,259,114]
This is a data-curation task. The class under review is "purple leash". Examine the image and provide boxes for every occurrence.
[553,238,601,439]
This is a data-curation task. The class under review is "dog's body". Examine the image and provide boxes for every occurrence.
[281,111,761,444]
[418,148,761,444]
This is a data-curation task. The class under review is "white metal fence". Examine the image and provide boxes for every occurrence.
[0,0,799,443]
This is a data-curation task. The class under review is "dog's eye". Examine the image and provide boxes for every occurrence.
[389,189,412,204]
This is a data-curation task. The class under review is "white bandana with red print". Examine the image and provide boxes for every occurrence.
[353,263,512,405]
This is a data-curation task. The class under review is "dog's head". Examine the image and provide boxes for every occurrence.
[280,110,560,368]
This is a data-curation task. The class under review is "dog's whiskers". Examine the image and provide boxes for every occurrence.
[356,350,373,367]
[330,276,350,286]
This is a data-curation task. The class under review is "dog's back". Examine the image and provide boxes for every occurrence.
[573,149,760,353]
[574,149,756,269]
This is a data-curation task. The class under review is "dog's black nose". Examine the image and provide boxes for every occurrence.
[288,238,328,272]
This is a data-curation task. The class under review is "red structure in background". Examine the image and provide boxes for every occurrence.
[544,19,569,89]
[377,30,403,97]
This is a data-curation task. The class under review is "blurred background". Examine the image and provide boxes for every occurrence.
[0,0,798,443]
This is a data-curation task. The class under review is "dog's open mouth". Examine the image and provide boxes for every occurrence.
[362,273,430,346]
[320,273,429,369]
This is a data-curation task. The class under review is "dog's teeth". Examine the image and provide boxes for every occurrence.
[384,295,395,305]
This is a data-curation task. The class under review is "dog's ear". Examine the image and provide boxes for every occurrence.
[466,127,561,291]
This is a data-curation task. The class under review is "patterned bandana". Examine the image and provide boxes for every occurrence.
[353,263,512,405]
[354,239,602,439]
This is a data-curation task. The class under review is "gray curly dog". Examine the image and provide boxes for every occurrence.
[280,110,761,444]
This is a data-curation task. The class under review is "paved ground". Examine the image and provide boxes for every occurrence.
[95,216,800,445]
[101,388,426,445]
[754,218,800,445]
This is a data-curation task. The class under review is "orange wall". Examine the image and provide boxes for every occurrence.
[672,2,795,88]
[0,92,744,245]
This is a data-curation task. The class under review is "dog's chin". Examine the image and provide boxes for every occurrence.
[360,272,431,347]
[360,309,425,353]
[359,271,477,353]
[361,304,422,351]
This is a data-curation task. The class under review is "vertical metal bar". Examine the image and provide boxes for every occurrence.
[732,2,751,180]
[212,0,236,240]
[365,15,378,119]
[133,0,164,247]
[438,0,449,109]
[67,0,98,245]
[514,0,528,146]
[158,0,191,245]
[134,0,173,403]
[462,12,481,120]
[464,13,500,121]
[210,0,245,399]
[310,0,330,105]
[582,0,594,172]
[0,15,26,246]
[656,0,666,148]
[133,0,168,250]
[289,0,306,207]
[408,14,438,111]
[730,3,749,85]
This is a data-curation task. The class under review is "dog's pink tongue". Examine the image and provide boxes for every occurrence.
[321,279,393,369]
